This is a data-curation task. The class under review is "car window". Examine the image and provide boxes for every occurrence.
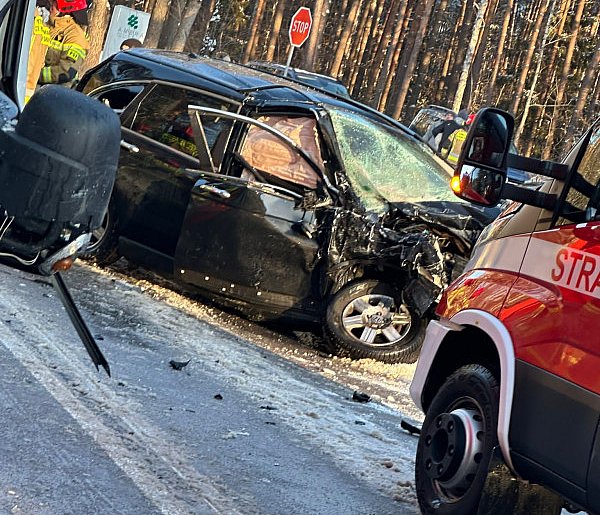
[95,85,144,114]
[131,84,233,162]
[556,123,600,225]
[239,115,324,190]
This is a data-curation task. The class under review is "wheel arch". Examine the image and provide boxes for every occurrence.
[418,309,516,472]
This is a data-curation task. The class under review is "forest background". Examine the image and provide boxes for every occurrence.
[84,0,600,161]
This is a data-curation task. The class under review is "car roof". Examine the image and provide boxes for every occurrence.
[88,49,426,143]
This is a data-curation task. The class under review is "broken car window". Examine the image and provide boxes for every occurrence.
[329,108,457,212]
[240,116,324,190]
[131,84,233,166]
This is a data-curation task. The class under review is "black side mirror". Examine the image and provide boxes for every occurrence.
[0,85,121,274]
[452,108,514,207]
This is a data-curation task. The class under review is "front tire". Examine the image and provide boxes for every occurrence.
[325,280,426,363]
[415,364,499,515]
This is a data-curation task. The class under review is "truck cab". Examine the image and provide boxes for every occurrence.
[410,108,600,514]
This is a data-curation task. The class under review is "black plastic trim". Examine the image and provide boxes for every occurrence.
[510,360,600,498]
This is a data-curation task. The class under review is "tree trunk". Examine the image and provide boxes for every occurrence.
[373,0,409,107]
[170,0,203,51]
[452,0,490,112]
[265,0,287,62]
[543,0,586,160]
[486,0,514,103]
[82,0,111,73]
[565,40,600,146]
[159,0,186,49]
[347,0,378,91]
[435,0,469,103]
[145,0,172,48]
[514,0,555,147]
[329,0,361,77]
[391,0,436,119]
[362,0,400,100]
[509,0,551,115]
[242,0,267,63]
[351,0,385,98]
[303,0,326,69]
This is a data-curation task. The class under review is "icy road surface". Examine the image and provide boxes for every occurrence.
[0,262,421,514]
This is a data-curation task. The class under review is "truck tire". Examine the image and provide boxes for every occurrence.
[415,364,499,515]
[324,280,425,363]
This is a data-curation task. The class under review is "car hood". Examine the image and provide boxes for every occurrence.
[387,200,500,251]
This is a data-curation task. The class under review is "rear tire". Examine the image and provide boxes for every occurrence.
[324,280,425,363]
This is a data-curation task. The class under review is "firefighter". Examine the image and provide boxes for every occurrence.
[26,2,51,102]
[446,112,475,165]
[38,0,90,88]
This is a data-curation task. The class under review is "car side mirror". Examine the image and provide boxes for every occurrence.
[452,108,514,207]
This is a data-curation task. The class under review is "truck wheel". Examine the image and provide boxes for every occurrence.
[80,204,120,266]
[415,364,499,515]
[325,280,425,363]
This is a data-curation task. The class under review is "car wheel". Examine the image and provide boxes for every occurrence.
[80,204,120,266]
[325,280,425,363]
[415,364,499,515]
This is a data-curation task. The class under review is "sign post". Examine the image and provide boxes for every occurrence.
[284,7,312,77]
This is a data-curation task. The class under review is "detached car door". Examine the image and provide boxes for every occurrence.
[174,109,331,319]
[112,83,236,263]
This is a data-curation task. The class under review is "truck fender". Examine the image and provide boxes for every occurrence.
[411,309,516,472]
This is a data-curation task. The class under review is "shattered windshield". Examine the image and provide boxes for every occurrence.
[329,108,457,212]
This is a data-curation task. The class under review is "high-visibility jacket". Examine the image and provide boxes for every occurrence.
[39,15,89,87]
[446,128,468,164]
[26,9,50,101]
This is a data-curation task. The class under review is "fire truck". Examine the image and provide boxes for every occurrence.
[410,108,600,514]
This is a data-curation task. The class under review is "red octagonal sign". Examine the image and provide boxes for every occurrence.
[289,7,312,48]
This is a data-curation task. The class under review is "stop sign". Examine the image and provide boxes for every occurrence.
[289,7,312,48]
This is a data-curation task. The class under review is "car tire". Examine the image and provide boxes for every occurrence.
[324,280,426,363]
[80,203,120,266]
[415,364,499,515]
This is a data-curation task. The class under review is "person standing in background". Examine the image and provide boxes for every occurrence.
[38,0,90,88]
[26,1,51,102]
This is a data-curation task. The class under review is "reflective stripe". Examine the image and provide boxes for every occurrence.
[33,17,50,36]
[42,66,52,83]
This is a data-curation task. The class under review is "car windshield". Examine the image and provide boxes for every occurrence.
[328,108,457,212]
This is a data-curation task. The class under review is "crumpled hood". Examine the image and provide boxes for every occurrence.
[388,200,500,251]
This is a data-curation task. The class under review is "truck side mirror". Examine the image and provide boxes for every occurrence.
[0,85,121,274]
[452,108,514,207]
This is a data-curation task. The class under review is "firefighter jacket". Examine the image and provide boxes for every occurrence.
[26,9,50,101]
[39,15,89,87]
[445,128,468,164]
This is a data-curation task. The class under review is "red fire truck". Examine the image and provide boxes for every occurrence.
[410,108,600,514]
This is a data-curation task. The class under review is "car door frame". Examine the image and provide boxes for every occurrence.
[173,106,336,316]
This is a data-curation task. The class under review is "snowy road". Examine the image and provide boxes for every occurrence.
[0,262,421,514]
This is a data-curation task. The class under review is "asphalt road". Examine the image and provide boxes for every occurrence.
[0,262,420,515]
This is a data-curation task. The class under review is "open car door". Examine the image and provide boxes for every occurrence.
[174,107,335,320]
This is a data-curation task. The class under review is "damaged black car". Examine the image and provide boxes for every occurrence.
[77,50,497,363]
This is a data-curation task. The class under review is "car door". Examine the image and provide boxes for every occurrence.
[112,83,237,264]
[174,108,332,318]
[501,122,600,509]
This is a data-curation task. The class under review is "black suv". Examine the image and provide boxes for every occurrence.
[77,49,497,363]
